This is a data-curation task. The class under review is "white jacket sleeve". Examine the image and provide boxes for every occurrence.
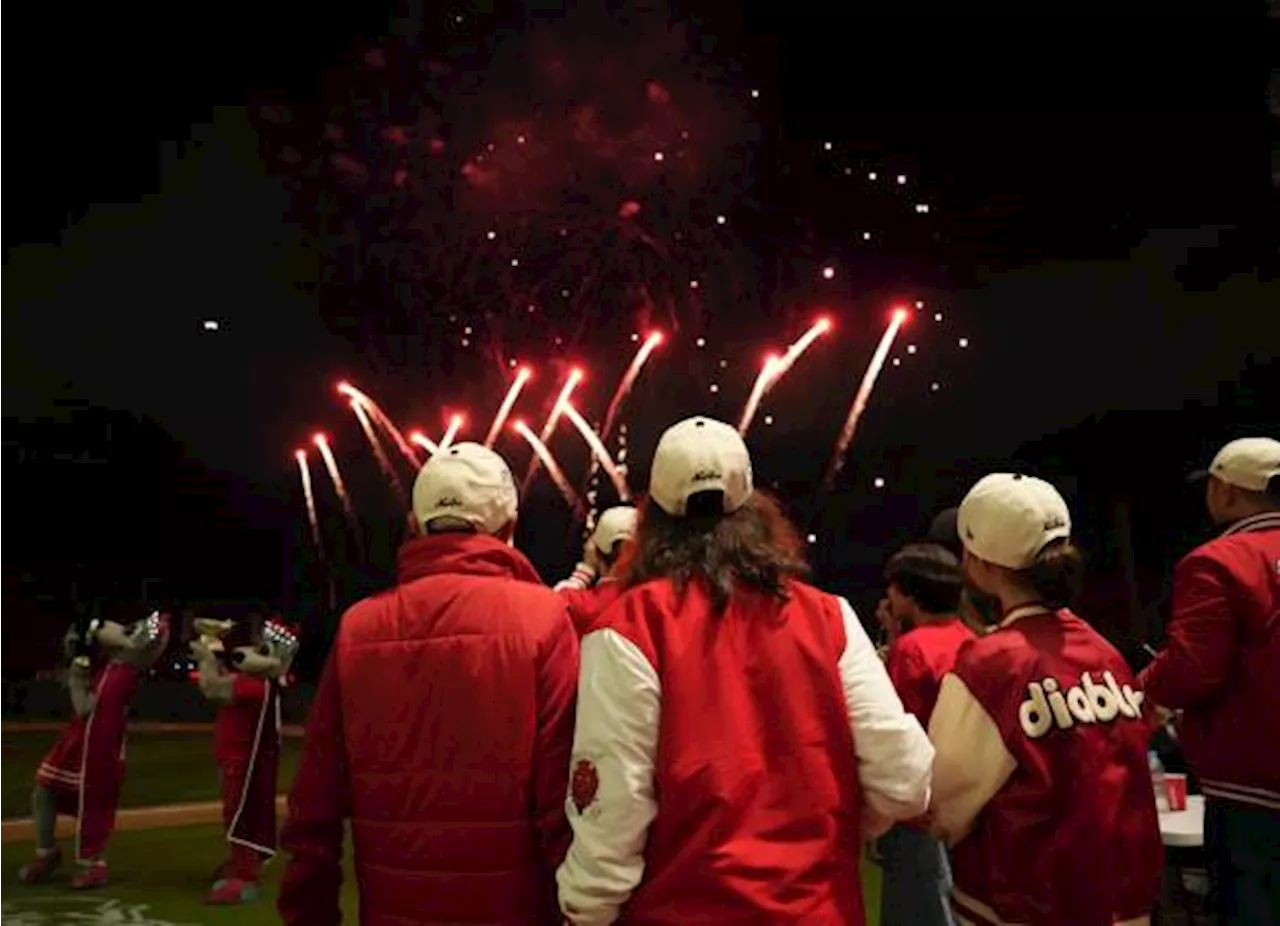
[555,562,598,592]
[557,628,660,926]
[928,672,1016,846]
[836,597,934,833]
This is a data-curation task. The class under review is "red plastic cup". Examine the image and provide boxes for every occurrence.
[1165,773,1188,812]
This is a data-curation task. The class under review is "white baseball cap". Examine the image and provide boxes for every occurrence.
[1190,437,1280,493]
[591,506,637,555]
[958,473,1072,570]
[649,416,754,516]
[411,442,518,534]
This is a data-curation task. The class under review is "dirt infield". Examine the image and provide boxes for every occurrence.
[0,796,290,844]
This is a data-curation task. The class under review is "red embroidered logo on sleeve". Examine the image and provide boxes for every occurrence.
[571,759,599,813]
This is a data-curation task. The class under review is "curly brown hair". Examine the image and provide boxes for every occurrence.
[621,490,811,612]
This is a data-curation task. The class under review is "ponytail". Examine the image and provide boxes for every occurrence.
[1016,539,1085,609]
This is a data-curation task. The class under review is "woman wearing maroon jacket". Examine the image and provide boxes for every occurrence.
[928,473,1163,926]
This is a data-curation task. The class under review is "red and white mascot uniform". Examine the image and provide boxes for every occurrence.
[18,611,172,890]
[191,617,300,905]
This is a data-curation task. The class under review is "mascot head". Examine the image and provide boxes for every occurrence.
[92,611,172,669]
[229,619,299,684]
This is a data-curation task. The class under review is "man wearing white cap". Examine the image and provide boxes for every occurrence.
[928,473,1162,926]
[1140,437,1280,926]
[555,506,638,635]
[278,443,579,926]
[557,416,933,925]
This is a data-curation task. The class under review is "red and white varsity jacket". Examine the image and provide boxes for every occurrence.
[1139,511,1280,812]
[557,578,934,925]
[929,607,1163,926]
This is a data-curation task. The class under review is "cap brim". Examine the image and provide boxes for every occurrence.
[1186,469,1210,485]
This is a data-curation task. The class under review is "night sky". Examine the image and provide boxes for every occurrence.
[4,0,1278,658]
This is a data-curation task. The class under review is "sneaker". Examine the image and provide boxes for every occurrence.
[70,863,108,890]
[17,848,62,885]
[206,878,260,905]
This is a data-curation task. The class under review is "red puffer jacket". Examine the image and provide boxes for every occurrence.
[278,533,579,926]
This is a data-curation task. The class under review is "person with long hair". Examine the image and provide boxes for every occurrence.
[557,416,933,925]
[928,474,1162,926]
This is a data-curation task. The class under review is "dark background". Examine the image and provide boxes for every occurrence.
[5,0,1278,680]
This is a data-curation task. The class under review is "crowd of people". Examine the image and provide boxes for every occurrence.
[17,420,1279,926]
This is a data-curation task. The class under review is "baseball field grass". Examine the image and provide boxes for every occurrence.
[3,823,359,925]
[2,727,883,924]
[2,730,304,820]
[4,825,882,926]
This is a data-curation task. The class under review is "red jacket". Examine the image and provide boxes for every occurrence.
[557,579,934,925]
[555,576,625,636]
[1139,511,1280,811]
[930,609,1163,926]
[885,618,976,724]
[278,534,579,926]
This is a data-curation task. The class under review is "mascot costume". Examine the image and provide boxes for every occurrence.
[18,610,171,889]
[190,616,299,905]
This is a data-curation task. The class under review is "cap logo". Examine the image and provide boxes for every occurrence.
[436,495,463,508]
[1044,516,1066,531]
[692,469,722,482]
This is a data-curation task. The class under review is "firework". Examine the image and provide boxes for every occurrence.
[738,354,782,435]
[337,381,421,469]
[512,420,583,515]
[409,430,440,456]
[312,433,364,557]
[601,332,663,446]
[559,401,630,501]
[294,449,325,561]
[440,414,464,450]
[823,308,909,491]
[774,316,833,378]
[522,367,584,492]
[739,317,832,435]
[485,366,533,448]
[350,399,408,509]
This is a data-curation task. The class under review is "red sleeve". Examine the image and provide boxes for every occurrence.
[278,653,348,926]
[231,674,267,704]
[1139,553,1237,709]
[885,640,930,724]
[531,607,579,877]
[557,587,598,636]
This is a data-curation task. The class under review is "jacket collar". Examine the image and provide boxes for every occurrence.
[397,533,544,586]
[1220,511,1280,537]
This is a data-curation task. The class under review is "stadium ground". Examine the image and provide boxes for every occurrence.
[1,728,303,821]
[3,826,882,926]
[2,726,883,924]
